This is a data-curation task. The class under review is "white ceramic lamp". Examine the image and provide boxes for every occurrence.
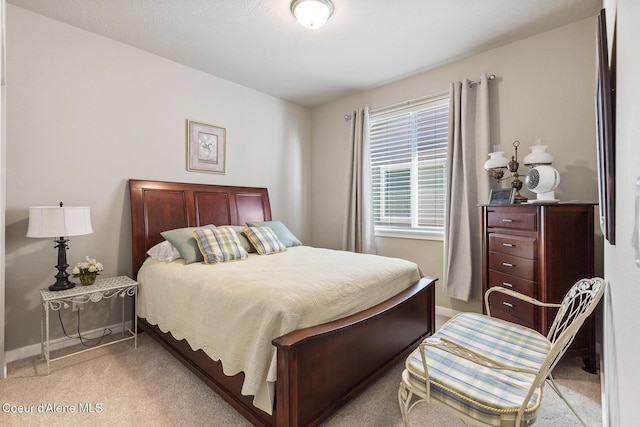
[484,150,509,180]
[523,140,554,167]
[484,151,510,169]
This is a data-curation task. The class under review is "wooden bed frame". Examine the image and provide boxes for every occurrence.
[129,179,436,426]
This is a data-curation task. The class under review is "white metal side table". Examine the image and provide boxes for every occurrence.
[40,275,138,374]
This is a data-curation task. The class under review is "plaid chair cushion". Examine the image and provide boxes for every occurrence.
[193,226,249,264]
[406,313,551,427]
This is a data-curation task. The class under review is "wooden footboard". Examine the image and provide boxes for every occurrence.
[274,276,436,427]
[138,277,435,426]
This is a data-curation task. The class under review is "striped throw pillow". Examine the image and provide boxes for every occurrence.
[242,226,287,255]
[193,226,248,264]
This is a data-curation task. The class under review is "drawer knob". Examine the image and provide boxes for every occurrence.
[502,282,513,288]
[502,219,514,223]
[502,301,514,308]
[502,243,514,247]
[502,262,514,267]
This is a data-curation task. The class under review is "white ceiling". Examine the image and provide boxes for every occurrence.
[8,0,600,108]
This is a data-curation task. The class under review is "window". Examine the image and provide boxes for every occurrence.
[369,95,449,239]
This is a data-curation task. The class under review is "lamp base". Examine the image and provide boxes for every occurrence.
[48,237,76,291]
[49,279,76,292]
[513,191,528,204]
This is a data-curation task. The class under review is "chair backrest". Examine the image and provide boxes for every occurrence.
[509,278,606,425]
[548,278,605,342]
[542,278,605,377]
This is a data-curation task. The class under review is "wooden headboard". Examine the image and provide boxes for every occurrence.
[129,179,272,277]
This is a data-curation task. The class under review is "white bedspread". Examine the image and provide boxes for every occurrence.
[137,246,423,414]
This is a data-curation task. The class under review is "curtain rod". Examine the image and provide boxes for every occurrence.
[468,74,496,88]
[344,74,495,120]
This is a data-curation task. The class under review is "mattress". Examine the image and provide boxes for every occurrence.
[137,245,423,414]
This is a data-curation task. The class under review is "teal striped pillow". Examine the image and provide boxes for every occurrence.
[161,224,216,264]
[193,226,248,264]
[242,226,287,255]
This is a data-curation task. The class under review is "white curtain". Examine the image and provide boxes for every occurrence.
[443,74,491,301]
[344,108,376,254]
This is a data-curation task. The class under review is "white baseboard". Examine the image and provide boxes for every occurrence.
[435,305,462,319]
[5,321,133,363]
[7,309,459,363]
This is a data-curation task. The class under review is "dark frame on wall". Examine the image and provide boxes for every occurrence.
[595,8,616,245]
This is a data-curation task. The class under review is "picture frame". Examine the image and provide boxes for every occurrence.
[595,9,616,244]
[488,188,515,205]
[187,120,226,174]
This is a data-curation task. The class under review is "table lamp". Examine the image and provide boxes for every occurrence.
[484,141,528,203]
[27,202,93,291]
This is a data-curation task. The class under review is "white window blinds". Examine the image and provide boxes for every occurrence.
[369,95,449,236]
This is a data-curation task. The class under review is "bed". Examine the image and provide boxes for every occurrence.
[129,179,436,426]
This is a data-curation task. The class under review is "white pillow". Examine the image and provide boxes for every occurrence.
[147,240,181,262]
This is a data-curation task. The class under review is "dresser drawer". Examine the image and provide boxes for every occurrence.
[488,233,537,259]
[488,292,536,329]
[490,305,536,330]
[488,252,537,281]
[487,210,537,231]
[488,270,537,298]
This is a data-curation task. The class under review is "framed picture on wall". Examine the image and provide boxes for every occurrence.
[488,188,515,205]
[187,120,226,174]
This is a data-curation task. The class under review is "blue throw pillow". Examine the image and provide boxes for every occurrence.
[160,224,216,264]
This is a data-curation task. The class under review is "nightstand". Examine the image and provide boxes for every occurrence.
[40,275,138,374]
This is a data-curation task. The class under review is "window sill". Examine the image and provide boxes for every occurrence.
[375,228,444,242]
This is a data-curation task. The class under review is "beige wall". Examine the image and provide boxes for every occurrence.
[5,5,311,352]
[602,1,640,425]
[310,17,602,313]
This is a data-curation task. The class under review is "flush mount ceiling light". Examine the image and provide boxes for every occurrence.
[291,0,334,30]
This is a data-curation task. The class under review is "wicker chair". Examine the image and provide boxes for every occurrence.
[399,277,605,427]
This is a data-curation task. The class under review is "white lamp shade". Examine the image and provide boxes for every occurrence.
[291,0,334,29]
[27,206,93,238]
[484,151,509,170]
[523,145,554,166]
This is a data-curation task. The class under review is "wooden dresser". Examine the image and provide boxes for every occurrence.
[481,203,597,373]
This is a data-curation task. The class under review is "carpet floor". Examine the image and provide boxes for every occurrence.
[2,328,602,426]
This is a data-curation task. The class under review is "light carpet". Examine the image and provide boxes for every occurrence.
[2,331,602,426]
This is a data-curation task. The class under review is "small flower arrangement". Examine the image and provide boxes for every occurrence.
[72,257,104,285]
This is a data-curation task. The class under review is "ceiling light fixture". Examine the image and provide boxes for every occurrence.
[291,0,334,30]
